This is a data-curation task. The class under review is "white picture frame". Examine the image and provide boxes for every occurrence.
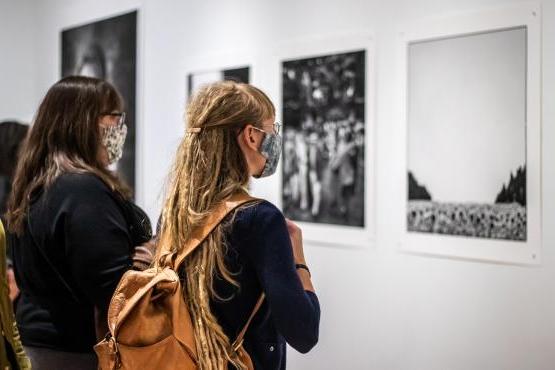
[183,51,258,103]
[269,33,376,248]
[397,3,542,265]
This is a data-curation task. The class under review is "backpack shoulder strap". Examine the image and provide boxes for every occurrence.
[232,293,265,351]
[171,191,259,271]
[160,191,264,348]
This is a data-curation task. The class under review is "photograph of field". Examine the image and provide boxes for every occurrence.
[408,202,526,241]
[407,27,527,242]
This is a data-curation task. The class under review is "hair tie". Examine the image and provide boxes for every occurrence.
[187,127,202,134]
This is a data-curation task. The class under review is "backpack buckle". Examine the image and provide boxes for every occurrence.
[232,338,244,352]
[108,335,122,369]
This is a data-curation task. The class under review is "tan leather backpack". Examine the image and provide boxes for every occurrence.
[95,192,264,369]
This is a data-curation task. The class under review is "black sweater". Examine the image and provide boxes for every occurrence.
[9,173,151,352]
[213,201,320,369]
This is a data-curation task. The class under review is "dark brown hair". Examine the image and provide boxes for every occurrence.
[0,121,29,177]
[6,75,130,234]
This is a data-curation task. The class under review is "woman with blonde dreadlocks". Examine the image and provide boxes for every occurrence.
[157,81,320,369]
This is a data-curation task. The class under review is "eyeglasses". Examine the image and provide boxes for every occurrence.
[264,121,281,135]
[237,121,282,136]
[101,112,126,128]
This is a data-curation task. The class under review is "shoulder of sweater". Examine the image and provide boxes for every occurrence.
[49,172,115,200]
[53,172,109,191]
[39,172,120,214]
[238,199,282,218]
[233,199,285,230]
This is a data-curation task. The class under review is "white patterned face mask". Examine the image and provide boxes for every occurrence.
[252,126,282,178]
[101,113,128,165]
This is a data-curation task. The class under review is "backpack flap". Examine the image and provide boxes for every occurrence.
[97,267,198,366]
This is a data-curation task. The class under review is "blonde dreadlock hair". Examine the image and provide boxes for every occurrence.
[157,81,275,369]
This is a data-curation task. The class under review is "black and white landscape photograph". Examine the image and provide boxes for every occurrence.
[187,66,250,97]
[407,27,527,241]
[282,50,366,227]
[62,11,137,192]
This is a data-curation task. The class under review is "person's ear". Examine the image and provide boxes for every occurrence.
[241,124,261,151]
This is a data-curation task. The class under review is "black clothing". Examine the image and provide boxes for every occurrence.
[9,173,151,352]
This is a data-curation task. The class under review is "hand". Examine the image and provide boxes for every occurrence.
[285,219,306,265]
[285,219,315,291]
[7,267,19,302]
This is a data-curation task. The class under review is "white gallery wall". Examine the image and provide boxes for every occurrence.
[2,0,555,369]
[0,0,37,122]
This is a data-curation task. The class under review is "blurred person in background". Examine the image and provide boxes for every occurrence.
[0,121,29,218]
[0,120,29,303]
[0,120,31,369]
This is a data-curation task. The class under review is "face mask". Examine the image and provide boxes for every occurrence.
[253,128,282,178]
[101,123,128,165]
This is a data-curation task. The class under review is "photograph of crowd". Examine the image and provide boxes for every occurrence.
[282,50,366,227]
[187,66,249,97]
[407,27,527,241]
[62,11,137,192]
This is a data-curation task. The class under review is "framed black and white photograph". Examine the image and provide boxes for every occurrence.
[282,51,365,227]
[276,35,375,247]
[398,4,541,264]
[61,11,137,193]
[188,66,250,97]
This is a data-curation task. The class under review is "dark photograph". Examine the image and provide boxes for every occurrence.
[61,11,137,192]
[188,66,250,97]
[282,50,366,227]
[407,27,527,241]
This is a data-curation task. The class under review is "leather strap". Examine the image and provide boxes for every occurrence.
[169,191,258,271]
[160,191,265,350]
[233,293,265,351]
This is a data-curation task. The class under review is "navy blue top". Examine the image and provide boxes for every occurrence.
[212,200,320,370]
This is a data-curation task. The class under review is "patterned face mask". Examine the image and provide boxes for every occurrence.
[101,123,128,165]
[253,127,282,178]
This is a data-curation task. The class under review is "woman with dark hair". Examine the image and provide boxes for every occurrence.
[5,76,153,369]
[0,120,29,304]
